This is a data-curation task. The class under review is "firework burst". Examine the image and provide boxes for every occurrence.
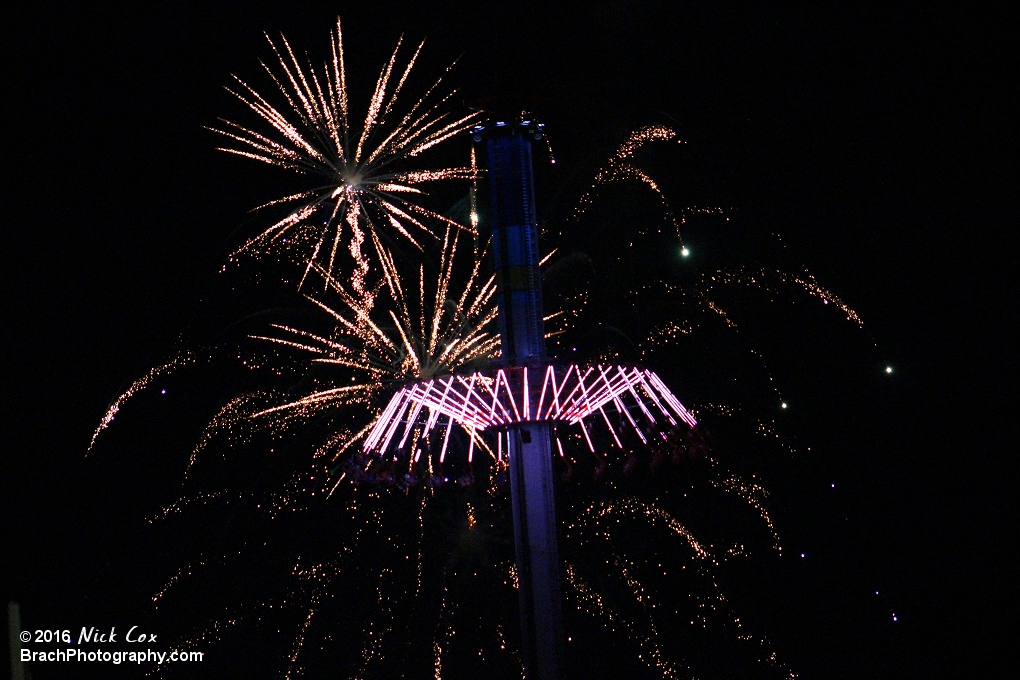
[211,18,480,301]
[244,226,502,486]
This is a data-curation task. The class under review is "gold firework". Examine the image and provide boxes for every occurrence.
[211,18,480,300]
[247,226,499,467]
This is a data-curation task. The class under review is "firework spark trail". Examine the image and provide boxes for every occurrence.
[564,128,861,441]
[694,265,864,328]
[565,562,690,680]
[149,491,253,524]
[577,131,864,333]
[211,18,480,289]
[588,498,710,560]
[570,497,796,678]
[152,555,215,606]
[284,588,322,680]
[266,470,327,517]
[576,131,869,393]
[147,618,240,678]
[149,509,346,608]
[432,576,450,680]
[632,401,781,555]
[778,269,863,326]
[633,274,866,416]
[88,352,196,453]
[566,500,709,677]
[614,553,690,678]
[149,490,359,677]
[355,569,399,680]
[155,494,417,677]
[635,263,870,404]
[665,268,863,414]
[151,585,321,679]
[575,125,684,239]
[754,418,797,455]
[185,390,276,480]
[182,388,352,506]
[705,457,781,551]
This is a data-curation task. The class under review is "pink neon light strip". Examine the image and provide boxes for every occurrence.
[636,371,676,427]
[598,367,641,435]
[500,370,521,423]
[523,367,530,421]
[365,386,404,450]
[645,371,697,427]
[536,365,554,419]
[398,382,430,449]
[379,389,414,452]
[363,365,696,458]
[620,366,657,425]
[439,414,453,463]
[560,365,595,420]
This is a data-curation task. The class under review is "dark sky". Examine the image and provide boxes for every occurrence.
[2,1,1012,678]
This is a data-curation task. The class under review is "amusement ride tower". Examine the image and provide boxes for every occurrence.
[363,115,698,679]
[478,117,564,680]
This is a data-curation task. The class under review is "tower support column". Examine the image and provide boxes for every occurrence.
[480,119,563,680]
[508,422,562,680]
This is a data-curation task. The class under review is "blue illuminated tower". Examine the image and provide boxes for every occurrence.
[367,115,699,676]
[475,117,563,680]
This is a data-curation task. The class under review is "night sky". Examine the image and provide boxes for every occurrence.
[3,2,1012,678]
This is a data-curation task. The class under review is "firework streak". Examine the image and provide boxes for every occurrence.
[211,18,479,291]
